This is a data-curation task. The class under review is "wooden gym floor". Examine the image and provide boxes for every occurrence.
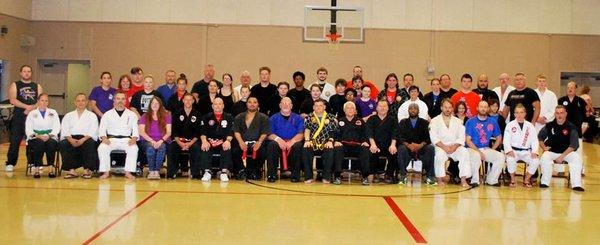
[0,141,598,244]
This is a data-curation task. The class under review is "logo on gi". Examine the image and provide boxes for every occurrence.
[339,121,345,127]
[221,120,228,128]
[191,116,197,122]
[209,120,215,126]
[179,115,185,121]
[562,101,568,106]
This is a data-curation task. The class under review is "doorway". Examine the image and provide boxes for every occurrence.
[0,59,9,102]
[37,60,90,115]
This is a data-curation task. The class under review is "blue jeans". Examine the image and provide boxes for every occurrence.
[143,141,167,171]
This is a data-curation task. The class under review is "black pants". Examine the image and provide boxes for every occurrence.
[59,136,98,171]
[199,145,232,172]
[28,138,58,167]
[334,144,371,178]
[302,146,334,180]
[266,140,303,179]
[168,142,201,178]
[397,144,435,179]
[370,147,398,177]
[7,114,26,166]
[232,141,267,178]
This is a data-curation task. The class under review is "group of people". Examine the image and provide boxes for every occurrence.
[4,64,591,191]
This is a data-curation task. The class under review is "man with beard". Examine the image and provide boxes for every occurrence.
[315,67,336,101]
[232,97,271,180]
[439,74,458,99]
[473,74,499,102]
[465,100,505,187]
[397,103,435,185]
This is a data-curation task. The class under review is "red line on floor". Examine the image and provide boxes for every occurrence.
[82,191,158,245]
[383,196,427,244]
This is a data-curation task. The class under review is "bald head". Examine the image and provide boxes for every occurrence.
[477,74,489,90]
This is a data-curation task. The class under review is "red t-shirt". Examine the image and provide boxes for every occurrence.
[125,83,144,108]
[386,90,397,104]
[451,90,480,118]
[346,80,379,100]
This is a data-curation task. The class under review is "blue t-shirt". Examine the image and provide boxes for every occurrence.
[465,116,501,148]
[270,112,304,140]
[355,98,377,117]
[157,83,177,102]
[89,86,117,113]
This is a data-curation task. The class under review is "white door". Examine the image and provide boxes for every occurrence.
[37,61,67,115]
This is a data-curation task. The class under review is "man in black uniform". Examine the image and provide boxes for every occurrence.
[167,93,202,179]
[6,65,43,172]
[397,103,436,185]
[538,105,584,191]
[367,100,398,183]
[558,81,588,168]
[199,97,234,182]
[302,99,339,184]
[334,101,372,185]
[232,97,271,180]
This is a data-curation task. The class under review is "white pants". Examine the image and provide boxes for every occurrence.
[469,148,505,184]
[98,138,138,172]
[434,146,471,178]
[540,151,582,188]
[506,150,539,175]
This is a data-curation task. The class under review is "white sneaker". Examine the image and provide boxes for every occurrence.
[220,173,229,182]
[5,165,14,172]
[201,172,212,182]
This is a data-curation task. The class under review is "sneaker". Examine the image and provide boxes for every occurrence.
[361,178,370,186]
[333,177,342,185]
[220,173,229,182]
[539,184,550,188]
[201,172,212,182]
[5,165,14,172]
[398,176,408,185]
[425,177,437,186]
[572,186,585,192]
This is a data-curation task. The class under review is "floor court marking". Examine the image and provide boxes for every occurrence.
[82,191,159,245]
[383,196,428,243]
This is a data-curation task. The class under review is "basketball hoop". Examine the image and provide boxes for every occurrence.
[326,32,342,51]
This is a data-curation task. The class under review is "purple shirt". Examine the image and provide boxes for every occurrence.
[89,86,117,113]
[139,113,172,142]
[355,98,377,117]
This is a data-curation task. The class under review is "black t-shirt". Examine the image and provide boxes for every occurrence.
[130,90,164,114]
[504,87,540,121]
[250,83,278,114]
[439,88,458,99]
[191,79,223,101]
[288,88,310,114]
[473,88,499,103]
[14,80,38,117]
[327,94,346,117]
[558,95,587,136]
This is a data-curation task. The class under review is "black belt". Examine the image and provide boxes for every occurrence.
[107,134,131,139]
[512,147,531,151]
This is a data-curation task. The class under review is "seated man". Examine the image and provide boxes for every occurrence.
[199,97,234,182]
[302,99,339,184]
[333,102,372,185]
[266,97,304,182]
[429,99,472,187]
[397,103,435,185]
[168,93,201,179]
[232,97,270,180]
[397,86,429,121]
[97,92,139,179]
[366,100,398,183]
[538,105,584,191]
[503,104,540,188]
[60,93,99,179]
[465,100,504,187]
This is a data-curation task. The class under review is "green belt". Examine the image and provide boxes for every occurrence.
[33,129,52,135]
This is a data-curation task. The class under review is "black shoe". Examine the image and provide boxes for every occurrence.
[248,173,258,180]
[236,171,247,180]
[316,172,323,181]
[333,177,342,185]
[290,178,300,183]
[469,183,479,188]
[540,184,550,188]
[48,172,56,178]
[33,172,41,179]
[572,186,585,192]
[267,177,276,183]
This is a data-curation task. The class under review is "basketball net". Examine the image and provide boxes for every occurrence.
[326,33,342,52]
